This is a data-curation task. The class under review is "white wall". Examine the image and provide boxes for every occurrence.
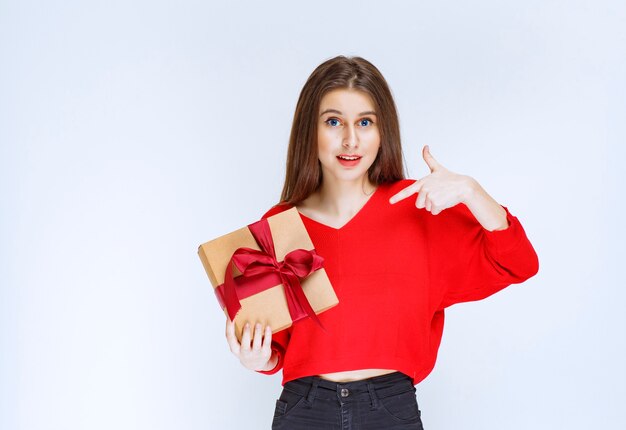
[1,1,624,429]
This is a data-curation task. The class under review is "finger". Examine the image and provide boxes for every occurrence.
[240,322,252,351]
[252,323,263,350]
[425,199,432,213]
[430,198,452,216]
[415,190,427,209]
[225,317,240,354]
[261,325,272,356]
[389,181,422,204]
[422,145,441,172]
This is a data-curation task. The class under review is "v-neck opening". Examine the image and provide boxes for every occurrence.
[296,184,384,232]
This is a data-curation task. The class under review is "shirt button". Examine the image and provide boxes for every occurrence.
[340,388,350,397]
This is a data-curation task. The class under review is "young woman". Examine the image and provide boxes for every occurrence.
[225,55,539,429]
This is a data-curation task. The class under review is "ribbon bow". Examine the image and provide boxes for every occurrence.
[215,218,325,330]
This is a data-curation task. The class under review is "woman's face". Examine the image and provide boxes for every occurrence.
[317,88,381,186]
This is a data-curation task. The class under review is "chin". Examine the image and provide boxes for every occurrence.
[335,169,371,183]
[320,158,376,183]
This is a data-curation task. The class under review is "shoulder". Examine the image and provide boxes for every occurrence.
[383,178,418,195]
[261,202,294,219]
[376,178,419,202]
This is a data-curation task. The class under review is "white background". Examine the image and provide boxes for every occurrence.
[1,1,624,429]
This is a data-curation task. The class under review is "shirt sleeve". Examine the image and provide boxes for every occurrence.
[430,203,539,310]
[254,202,294,375]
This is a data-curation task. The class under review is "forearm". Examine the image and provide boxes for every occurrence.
[462,177,508,232]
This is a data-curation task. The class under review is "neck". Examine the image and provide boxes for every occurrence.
[316,175,377,216]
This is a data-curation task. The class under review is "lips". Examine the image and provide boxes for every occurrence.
[337,154,362,161]
[336,154,362,167]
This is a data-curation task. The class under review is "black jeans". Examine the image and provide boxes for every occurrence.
[271,371,424,429]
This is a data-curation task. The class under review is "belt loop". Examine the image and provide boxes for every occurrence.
[306,378,319,404]
[366,380,378,411]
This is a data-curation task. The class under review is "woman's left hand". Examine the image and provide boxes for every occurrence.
[389,145,474,215]
[389,145,509,231]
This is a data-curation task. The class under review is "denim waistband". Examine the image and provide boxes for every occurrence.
[283,371,414,402]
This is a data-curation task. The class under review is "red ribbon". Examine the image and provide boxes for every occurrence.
[215,218,325,330]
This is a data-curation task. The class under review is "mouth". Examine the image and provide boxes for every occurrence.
[336,154,362,167]
[337,155,362,161]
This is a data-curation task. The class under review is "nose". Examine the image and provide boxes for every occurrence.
[342,124,358,149]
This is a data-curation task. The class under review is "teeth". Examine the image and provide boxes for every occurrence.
[338,156,360,160]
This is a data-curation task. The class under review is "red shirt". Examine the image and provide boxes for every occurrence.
[256,179,539,386]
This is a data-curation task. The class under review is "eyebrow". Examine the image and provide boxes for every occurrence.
[319,109,377,117]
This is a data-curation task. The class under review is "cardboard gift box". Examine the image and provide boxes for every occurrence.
[198,207,338,341]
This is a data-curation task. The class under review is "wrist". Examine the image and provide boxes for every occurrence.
[460,175,480,204]
[461,177,508,231]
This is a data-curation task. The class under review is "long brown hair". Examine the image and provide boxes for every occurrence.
[279,55,406,205]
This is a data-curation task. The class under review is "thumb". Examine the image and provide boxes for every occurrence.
[422,145,441,172]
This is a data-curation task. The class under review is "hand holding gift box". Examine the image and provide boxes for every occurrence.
[198,207,338,341]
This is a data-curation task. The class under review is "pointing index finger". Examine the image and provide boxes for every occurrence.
[389,180,422,204]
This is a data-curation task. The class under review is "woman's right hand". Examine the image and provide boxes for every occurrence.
[225,317,277,371]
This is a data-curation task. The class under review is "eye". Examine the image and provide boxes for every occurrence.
[359,118,374,126]
[325,118,341,127]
